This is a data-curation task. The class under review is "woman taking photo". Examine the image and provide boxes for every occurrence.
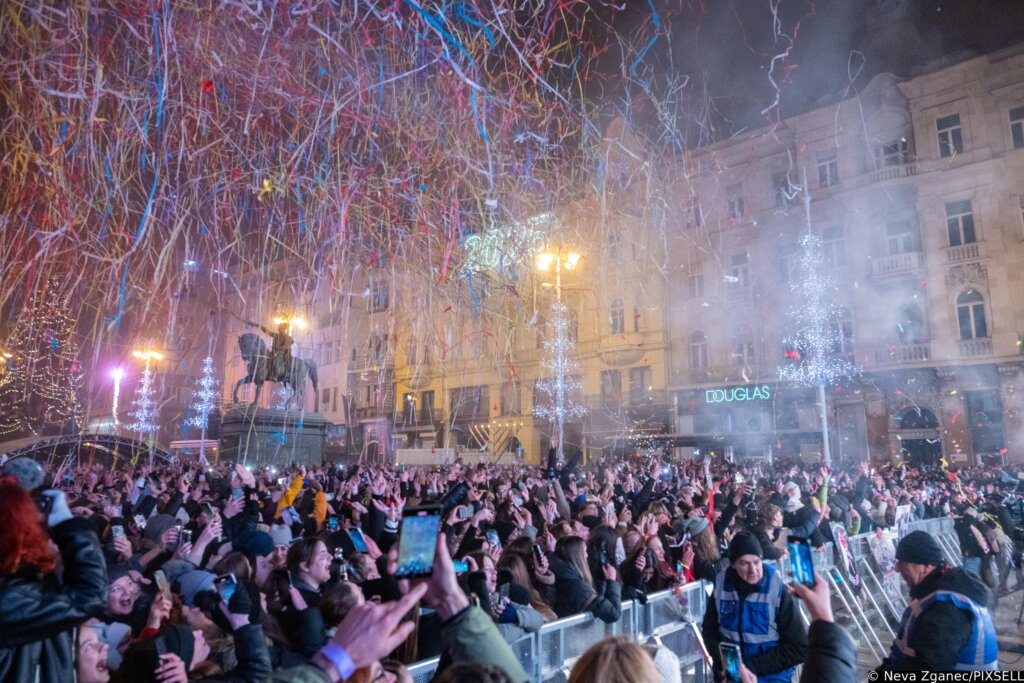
[548,536,621,623]
[0,475,108,681]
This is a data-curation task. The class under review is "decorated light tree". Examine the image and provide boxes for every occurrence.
[0,283,83,437]
[533,302,587,462]
[124,366,159,444]
[185,356,219,464]
[779,174,858,465]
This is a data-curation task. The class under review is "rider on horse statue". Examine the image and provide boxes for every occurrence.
[260,321,293,383]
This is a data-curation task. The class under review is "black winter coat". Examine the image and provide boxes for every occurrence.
[547,555,621,623]
[800,621,856,683]
[0,517,108,683]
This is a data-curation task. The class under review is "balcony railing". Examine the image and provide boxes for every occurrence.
[947,242,981,263]
[959,338,993,357]
[870,251,924,277]
[854,161,918,188]
[689,367,711,384]
[874,343,931,365]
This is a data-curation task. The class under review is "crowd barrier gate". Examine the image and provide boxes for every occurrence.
[406,517,964,682]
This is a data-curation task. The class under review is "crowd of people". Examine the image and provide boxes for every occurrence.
[0,443,1020,682]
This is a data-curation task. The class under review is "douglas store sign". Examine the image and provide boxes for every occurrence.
[705,384,772,404]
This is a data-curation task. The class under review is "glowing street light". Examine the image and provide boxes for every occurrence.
[272,315,308,334]
[535,250,581,305]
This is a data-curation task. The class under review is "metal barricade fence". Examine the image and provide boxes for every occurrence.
[407,519,961,682]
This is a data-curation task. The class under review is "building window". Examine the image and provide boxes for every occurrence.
[405,341,417,365]
[690,331,708,369]
[834,307,855,355]
[773,172,796,209]
[629,366,653,402]
[566,307,579,342]
[821,226,846,266]
[956,289,988,340]
[886,219,917,255]
[332,387,338,413]
[817,148,839,187]
[1011,106,1024,150]
[450,385,488,420]
[322,388,330,410]
[688,273,705,298]
[368,278,389,313]
[875,139,909,167]
[632,302,641,333]
[685,196,704,229]
[733,342,755,367]
[945,200,976,247]
[937,113,964,158]
[778,245,800,283]
[726,183,745,219]
[420,391,434,421]
[600,370,622,404]
[896,303,927,344]
[609,298,625,334]
[728,252,749,288]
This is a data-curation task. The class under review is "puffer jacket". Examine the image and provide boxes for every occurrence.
[0,517,108,682]
[547,555,621,623]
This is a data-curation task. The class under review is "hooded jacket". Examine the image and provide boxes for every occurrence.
[0,517,108,683]
[877,566,996,672]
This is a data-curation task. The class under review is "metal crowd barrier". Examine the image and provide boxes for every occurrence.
[408,518,964,682]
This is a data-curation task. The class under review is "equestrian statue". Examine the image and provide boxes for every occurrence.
[231,321,319,410]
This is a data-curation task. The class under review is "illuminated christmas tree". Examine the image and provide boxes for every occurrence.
[533,302,586,462]
[0,282,83,437]
[779,179,858,465]
[125,366,159,442]
[185,355,219,463]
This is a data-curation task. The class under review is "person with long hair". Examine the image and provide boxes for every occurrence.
[683,518,728,582]
[548,536,621,623]
[567,636,662,683]
[0,475,108,682]
[750,502,787,561]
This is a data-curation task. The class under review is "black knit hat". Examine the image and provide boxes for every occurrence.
[728,531,764,563]
[895,530,946,567]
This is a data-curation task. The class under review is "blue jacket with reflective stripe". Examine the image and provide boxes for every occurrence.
[890,589,998,671]
[714,564,795,683]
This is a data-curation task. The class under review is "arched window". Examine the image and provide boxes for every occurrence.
[956,289,988,340]
[690,331,708,369]
[896,304,927,345]
[609,298,624,334]
[899,407,939,430]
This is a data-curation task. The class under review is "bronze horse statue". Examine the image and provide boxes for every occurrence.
[232,333,319,410]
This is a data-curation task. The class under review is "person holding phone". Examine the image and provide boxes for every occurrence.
[701,531,807,683]
[789,572,856,683]
[282,539,333,658]
[0,478,107,683]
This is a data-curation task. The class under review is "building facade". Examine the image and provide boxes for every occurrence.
[667,45,1024,466]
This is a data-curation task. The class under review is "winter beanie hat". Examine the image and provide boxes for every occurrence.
[895,530,946,567]
[728,531,764,563]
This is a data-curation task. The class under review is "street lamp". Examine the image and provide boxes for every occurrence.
[535,249,583,465]
[272,315,308,335]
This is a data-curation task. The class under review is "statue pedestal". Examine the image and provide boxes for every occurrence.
[219,406,329,467]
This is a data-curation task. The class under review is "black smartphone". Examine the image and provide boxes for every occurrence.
[598,547,609,567]
[111,524,126,540]
[394,505,442,578]
[720,643,742,683]
[532,543,545,565]
[286,569,294,589]
[154,635,167,659]
[348,528,370,553]
[328,515,339,532]
[214,574,237,603]
[179,528,193,546]
[788,536,816,587]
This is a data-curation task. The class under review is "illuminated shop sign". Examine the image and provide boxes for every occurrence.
[705,385,772,404]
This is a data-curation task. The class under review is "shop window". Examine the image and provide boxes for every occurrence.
[956,289,988,340]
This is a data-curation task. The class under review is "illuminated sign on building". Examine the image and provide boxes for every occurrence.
[705,385,772,404]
